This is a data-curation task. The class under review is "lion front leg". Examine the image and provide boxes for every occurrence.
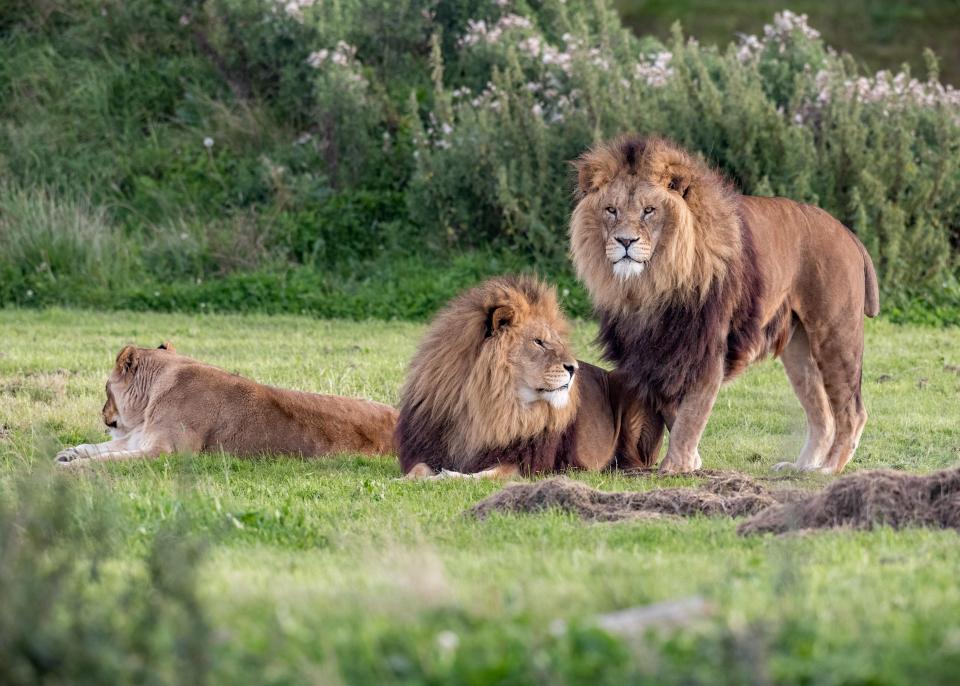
[658,365,722,474]
[56,437,133,464]
[55,432,172,466]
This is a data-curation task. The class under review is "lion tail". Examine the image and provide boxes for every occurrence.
[854,236,880,318]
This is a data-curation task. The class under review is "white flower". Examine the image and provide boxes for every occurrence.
[307,49,328,68]
[634,51,673,88]
[436,631,459,653]
[203,137,214,148]
[458,13,532,48]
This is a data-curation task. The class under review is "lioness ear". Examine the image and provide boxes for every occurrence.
[115,345,138,376]
[158,341,176,353]
[486,305,515,337]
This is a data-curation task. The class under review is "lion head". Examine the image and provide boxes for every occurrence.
[102,341,177,438]
[399,275,579,466]
[570,136,742,313]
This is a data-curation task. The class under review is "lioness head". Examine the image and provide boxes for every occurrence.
[102,341,177,436]
[400,276,580,458]
[570,136,740,310]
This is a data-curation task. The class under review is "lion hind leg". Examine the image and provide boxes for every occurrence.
[807,320,867,474]
[775,323,835,472]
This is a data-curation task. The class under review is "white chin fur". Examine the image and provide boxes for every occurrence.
[518,383,573,409]
[612,259,645,280]
[540,388,570,409]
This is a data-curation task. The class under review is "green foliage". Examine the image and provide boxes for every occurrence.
[0,469,211,685]
[0,0,958,323]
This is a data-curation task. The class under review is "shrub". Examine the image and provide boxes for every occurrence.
[0,1,957,321]
[0,468,212,685]
[410,8,960,291]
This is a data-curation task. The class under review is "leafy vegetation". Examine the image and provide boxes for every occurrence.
[1,1,958,322]
[1,309,959,683]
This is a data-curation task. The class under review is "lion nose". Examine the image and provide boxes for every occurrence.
[615,237,638,249]
[563,363,577,377]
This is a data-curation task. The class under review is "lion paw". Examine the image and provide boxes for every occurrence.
[54,447,85,465]
[431,469,471,480]
[659,450,702,475]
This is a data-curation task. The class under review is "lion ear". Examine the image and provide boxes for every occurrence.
[665,172,691,199]
[486,305,516,337]
[574,150,615,196]
[115,345,138,376]
[158,341,176,353]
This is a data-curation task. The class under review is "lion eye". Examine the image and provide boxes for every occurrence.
[534,338,546,348]
[642,206,655,216]
[604,206,618,218]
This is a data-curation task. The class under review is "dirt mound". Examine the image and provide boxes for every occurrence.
[738,467,960,536]
[469,474,802,522]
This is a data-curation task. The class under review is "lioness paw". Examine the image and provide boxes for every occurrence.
[55,447,82,464]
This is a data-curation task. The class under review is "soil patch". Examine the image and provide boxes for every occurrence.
[738,467,960,536]
[469,473,803,522]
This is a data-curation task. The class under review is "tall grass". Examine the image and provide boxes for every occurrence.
[0,184,132,303]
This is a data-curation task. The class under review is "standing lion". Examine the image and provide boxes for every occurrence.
[570,137,879,474]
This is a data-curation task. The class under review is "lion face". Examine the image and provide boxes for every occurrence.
[570,136,740,311]
[590,178,676,281]
[511,320,578,409]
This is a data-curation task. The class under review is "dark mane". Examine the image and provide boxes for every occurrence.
[597,221,777,409]
[395,404,579,476]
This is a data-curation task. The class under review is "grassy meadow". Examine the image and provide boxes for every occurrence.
[2,308,959,684]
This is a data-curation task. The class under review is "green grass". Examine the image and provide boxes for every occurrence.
[2,309,960,683]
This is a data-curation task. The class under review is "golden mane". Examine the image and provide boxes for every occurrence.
[399,275,578,468]
[570,136,742,313]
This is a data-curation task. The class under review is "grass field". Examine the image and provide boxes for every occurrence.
[2,309,960,684]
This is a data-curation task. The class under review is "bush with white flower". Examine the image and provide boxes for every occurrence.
[403,5,959,286]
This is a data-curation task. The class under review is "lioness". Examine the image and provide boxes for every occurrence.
[396,275,663,479]
[571,137,879,474]
[55,342,398,464]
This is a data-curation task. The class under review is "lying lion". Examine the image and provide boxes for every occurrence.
[55,342,398,465]
[396,275,663,479]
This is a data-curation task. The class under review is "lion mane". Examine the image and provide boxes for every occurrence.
[396,275,580,475]
[572,136,777,402]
